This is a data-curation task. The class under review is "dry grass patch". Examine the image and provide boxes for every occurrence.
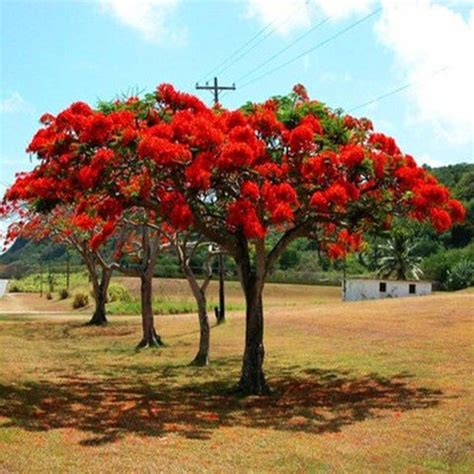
[0,289,472,473]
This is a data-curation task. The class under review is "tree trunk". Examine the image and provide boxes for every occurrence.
[87,269,111,326]
[88,290,107,325]
[136,273,164,349]
[190,293,210,366]
[236,277,269,395]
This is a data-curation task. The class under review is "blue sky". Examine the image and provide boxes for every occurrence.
[1,0,473,203]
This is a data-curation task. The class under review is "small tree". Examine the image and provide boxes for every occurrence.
[172,235,214,366]
[3,204,124,325]
[377,233,423,281]
[115,219,165,349]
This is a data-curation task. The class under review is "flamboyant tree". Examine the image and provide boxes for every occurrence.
[116,212,166,349]
[170,233,216,366]
[4,83,465,394]
[2,203,124,325]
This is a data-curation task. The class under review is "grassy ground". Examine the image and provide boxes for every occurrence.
[4,276,338,315]
[0,285,472,473]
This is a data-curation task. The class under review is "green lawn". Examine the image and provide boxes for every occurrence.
[0,288,472,473]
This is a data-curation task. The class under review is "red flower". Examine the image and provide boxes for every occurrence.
[138,136,191,165]
[418,184,449,205]
[326,184,349,207]
[447,199,466,223]
[218,142,255,170]
[78,165,100,189]
[293,84,309,101]
[289,125,315,153]
[185,157,212,190]
[241,181,260,200]
[340,144,365,168]
[369,133,400,156]
[327,243,346,260]
[429,208,452,233]
[227,199,265,239]
[72,213,96,231]
[310,191,328,211]
[300,115,323,135]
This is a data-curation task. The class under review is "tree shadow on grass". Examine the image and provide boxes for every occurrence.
[0,366,445,446]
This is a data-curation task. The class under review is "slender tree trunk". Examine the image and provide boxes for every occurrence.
[87,269,111,326]
[236,275,269,395]
[136,272,163,349]
[191,292,210,366]
[182,265,211,366]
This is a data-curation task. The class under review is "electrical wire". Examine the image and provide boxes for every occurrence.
[197,18,280,84]
[347,66,449,113]
[214,14,294,78]
[237,7,382,91]
[235,16,330,85]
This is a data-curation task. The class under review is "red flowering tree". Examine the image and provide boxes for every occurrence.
[5,84,465,394]
[115,211,166,349]
[2,202,125,325]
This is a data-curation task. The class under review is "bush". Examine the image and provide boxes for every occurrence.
[422,243,474,284]
[107,283,131,302]
[72,292,89,309]
[446,260,474,291]
[7,283,20,293]
[58,289,69,300]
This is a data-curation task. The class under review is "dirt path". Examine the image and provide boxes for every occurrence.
[0,292,78,315]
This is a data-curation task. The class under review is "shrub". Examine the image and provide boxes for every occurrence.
[107,283,131,302]
[72,292,89,309]
[422,243,474,284]
[7,283,21,293]
[446,260,474,291]
[58,289,69,300]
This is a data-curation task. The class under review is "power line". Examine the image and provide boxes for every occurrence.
[235,16,330,85]
[347,66,449,113]
[214,14,294,78]
[197,19,279,84]
[237,7,382,91]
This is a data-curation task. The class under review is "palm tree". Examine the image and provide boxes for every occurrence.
[377,234,423,280]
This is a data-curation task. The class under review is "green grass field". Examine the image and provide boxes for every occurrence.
[0,282,472,473]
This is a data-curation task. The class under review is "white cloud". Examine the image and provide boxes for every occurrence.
[376,0,474,145]
[98,0,185,44]
[245,0,312,35]
[418,152,449,168]
[245,0,474,146]
[0,92,33,114]
[311,0,376,19]
[245,0,376,34]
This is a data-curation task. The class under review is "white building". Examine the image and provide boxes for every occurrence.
[342,278,432,302]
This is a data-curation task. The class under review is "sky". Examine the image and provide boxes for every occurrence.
[1,0,473,206]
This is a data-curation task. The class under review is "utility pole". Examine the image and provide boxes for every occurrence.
[195,77,235,106]
[217,253,225,324]
[196,78,235,322]
[66,249,70,290]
